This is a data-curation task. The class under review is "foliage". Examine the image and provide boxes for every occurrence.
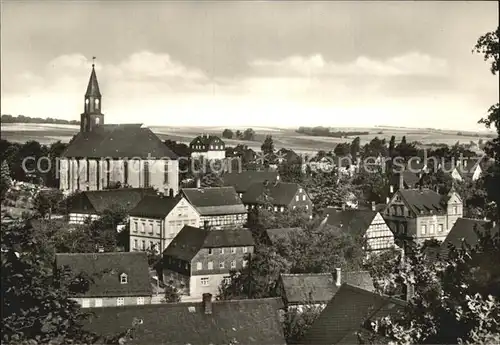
[1,114,80,125]
[32,189,64,220]
[222,129,234,139]
[363,247,403,297]
[353,165,390,205]
[282,304,323,344]
[164,284,181,303]
[362,137,388,159]
[1,220,98,344]
[364,229,500,345]
[351,137,361,160]
[1,159,12,199]
[200,171,224,187]
[243,128,256,141]
[261,135,275,156]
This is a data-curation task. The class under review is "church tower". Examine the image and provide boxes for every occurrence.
[80,60,104,132]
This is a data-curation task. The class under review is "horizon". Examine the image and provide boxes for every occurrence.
[1,1,498,131]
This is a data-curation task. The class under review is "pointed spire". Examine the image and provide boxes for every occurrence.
[85,58,101,98]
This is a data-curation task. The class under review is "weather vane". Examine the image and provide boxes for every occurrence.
[92,56,96,67]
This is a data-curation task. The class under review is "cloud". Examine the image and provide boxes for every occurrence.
[251,52,449,77]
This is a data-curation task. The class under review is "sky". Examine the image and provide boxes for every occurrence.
[1,1,498,131]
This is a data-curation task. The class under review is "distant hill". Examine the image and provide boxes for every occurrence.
[1,114,80,125]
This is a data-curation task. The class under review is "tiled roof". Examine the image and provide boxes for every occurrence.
[181,187,246,216]
[85,65,101,97]
[61,124,178,159]
[68,188,156,214]
[55,252,152,297]
[323,209,377,236]
[190,134,224,150]
[439,218,499,259]
[280,271,375,305]
[222,170,279,193]
[300,284,406,345]
[129,194,182,218]
[163,226,255,262]
[85,297,286,345]
[398,188,447,215]
[241,181,302,206]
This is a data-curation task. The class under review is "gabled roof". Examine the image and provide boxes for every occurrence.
[61,124,178,159]
[129,194,183,218]
[300,284,406,345]
[397,189,447,216]
[222,170,279,193]
[55,252,151,297]
[85,65,101,98]
[85,297,286,345]
[190,134,224,148]
[241,181,303,206]
[164,226,255,261]
[439,218,499,259]
[181,187,246,216]
[323,209,377,236]
[280,272,375,306]
[68,188,156,214]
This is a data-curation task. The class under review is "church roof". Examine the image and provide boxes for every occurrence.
[61,124,178,159]
[85,65,101,98]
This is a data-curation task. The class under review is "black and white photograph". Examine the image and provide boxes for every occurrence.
[1,1,499,344]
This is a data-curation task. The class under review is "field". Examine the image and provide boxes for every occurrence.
[1,123,494,155]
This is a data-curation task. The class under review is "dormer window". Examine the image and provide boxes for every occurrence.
[120,273,128,284]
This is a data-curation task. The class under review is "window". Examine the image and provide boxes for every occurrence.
[196,262,202,270]
[137,297,145,305]
[243,260,248,267]
[117,297,125,306]
[243,246,248,253]
[120,273,128,284]
[220,248,224,254]
[295,195,299,201]
[200,277,209,286]
[81,299,90,308]
[306,205,309,210]
[231,260,236,269]
[223,276,231,285]
[95,299,103,307]
[134,222,138,232]
[302,195,306,201]
[142,240,146,250]
[299,188,303,193]
[95,117,100,125]
[274,206,278,212]
[208,248,213,255]
[453,206,458,215]
[231,247,236,254]
[219,262,225,269]
[208,261,213,270]
[421,225,427,235]
[429,224,435,234]
[438,224,444,232]
[134,239,138,249]
[141,223,145,233]
[149,223,154,234]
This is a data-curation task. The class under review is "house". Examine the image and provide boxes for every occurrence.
[162,226,255,300]
[241,181,313,216]
[67,188,156,224]
[383,187,463,245]
[275,148,301,165]
[278,269,374,311]
[128,194,201,253]
[222,170,280,197]
[181,186,248,228]
[190,134,226,160]
[85,295,286,345]
[59,64,179,195]
[322,207,397,254]
[300,283,406,345]
[54,252,152,308]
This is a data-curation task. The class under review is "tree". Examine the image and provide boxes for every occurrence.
[1,220,98,344]
[200,171,224,187]
[389,135,396,158]
[353,165,390,205]
[261,135,275,156]
[1,159,12,199]
[235,130,243,139]
[350,137,361,161]
[473,27,500,222]
[32,189,64,220]
[243,128,256,141]
[163,285,181,303]
[282,303,323,344]
[222,129,234,139]
[334,142,351,157]
[365,230,500,344]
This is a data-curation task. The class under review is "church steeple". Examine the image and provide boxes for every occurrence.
[81,57,104,133]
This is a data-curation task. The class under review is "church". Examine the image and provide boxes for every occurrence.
[59,63,179,195]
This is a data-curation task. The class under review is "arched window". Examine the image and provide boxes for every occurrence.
[95,99,100,109]
[95,117,100,125]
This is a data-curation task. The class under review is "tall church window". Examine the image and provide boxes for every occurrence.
[143,161,150,188]
[95,117,100,125]
[85,98,89,112]
[95,99,100,109]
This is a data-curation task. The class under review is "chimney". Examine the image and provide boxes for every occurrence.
[371,201,376,211]
[169,188,174,198]
[203,220,210,230]
[335,268,341,287]
[399,173,404,190]
[196,178,201,189]
[202,293,213,315]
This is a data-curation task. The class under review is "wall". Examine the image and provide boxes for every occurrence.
[200,213,247,228]
[415,215,449,242]
[189,273,228,299]
[364,212,396,252]
[129,217,163,252]
[288,187,314,216]
[72,295,152,308]
[164,198,200,248]
[69,212,99,225]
